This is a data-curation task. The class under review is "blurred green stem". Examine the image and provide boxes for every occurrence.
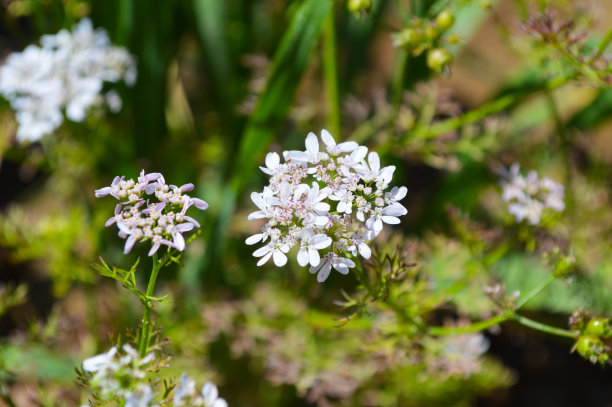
[323,8,341,136]
[392,50,409,108]
[405,73,574,141]
[515,274,557,310]
[594,27,612,60]
[138,253,162,358]
[429,311,575,339]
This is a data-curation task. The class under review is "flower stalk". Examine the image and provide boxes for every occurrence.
[139,253,162,358]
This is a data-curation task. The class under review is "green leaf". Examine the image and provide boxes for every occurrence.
[229,0,332,193]
[194,0,332,282]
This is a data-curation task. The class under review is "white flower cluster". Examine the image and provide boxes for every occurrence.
[500,163,565,225]
[95,170,208,256]
[247,129,407,282]
[81,347,228,407]
[174,373,228,407]
[0,18,136,142]
[82,344,156,404]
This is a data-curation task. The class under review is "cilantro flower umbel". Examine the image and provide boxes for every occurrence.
[499,163,565,225]
[247,129,407,282]
[0,18,136,142]
[96,170,207,256]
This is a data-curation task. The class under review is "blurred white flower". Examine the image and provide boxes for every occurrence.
[500,163,565,225]
[0,18,136,142]
[173,374,228,407]
[81,345,155,399]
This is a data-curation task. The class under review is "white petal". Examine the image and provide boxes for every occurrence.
[245,234,263,245]
[368,152,380,172]
[392,186,407,201]
[248,211,267,221]
[317,261,332,282]
[383,204,407,216]
[374,218,383,233]
[315,202,330,212]
[124,236,137,254]
[312,235,332,249]
[379,166,395,184]
[320,129,336,147]
[351,146,368,163]
[257,252,272,266]
[213,399,228,407]
[382,215,400,225]
[297,247,309,267]
[284,151,309,162]
[358,243,371,259]
[337,141,359,152]
[265,152,280,169]
[272,250,288,266]
[305,132,319,154]
[202,382,218,404]
[251,192,266,211]
[308,248,321,266]
[173,232,186,251]
[315,216,329,226]
[309,261,323,274]
[253,246,271,257]
[333,262,350,275]
[340,258,355,267]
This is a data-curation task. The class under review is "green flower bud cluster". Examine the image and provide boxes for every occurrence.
[571,313,612,365]
[543,247,575,278]
[391,9,458,73]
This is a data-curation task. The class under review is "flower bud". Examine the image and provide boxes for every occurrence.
[426,48,453,72]
[586,318,611,338]
[575,335,609,365]
[347,0,371,13]
[424,24,439,41]
[436,10,455,31]
[553,254,575,278]
[392,28,423,52]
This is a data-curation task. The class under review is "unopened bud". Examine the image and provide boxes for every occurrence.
[575,334,609,365]
[586,318,611,338]
[426,48,452,72]
[392,28,423,52]
[348,0,371,13]
[436,10,455,31]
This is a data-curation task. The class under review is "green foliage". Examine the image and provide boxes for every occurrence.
[2,0,612,405]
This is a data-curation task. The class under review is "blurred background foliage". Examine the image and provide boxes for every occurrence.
[1,0,612,405]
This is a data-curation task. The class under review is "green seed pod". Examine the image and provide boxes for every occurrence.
[348,0,372,13]
[576,335,602,358]
[426,48,453,72]
[436,10,455,31]
[586,318,611,337]
[392,28,423,52]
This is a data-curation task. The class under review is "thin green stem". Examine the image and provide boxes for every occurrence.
[428,314,509,336]
[594,27,612,60]
[552,42,601,85]
[402,73,574,142]
[392,50,408,108]
[138,253,162,358]
[322,8,341,137]
[512,314,576,338]
[429,311,575,339]
[515,274,557,310]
